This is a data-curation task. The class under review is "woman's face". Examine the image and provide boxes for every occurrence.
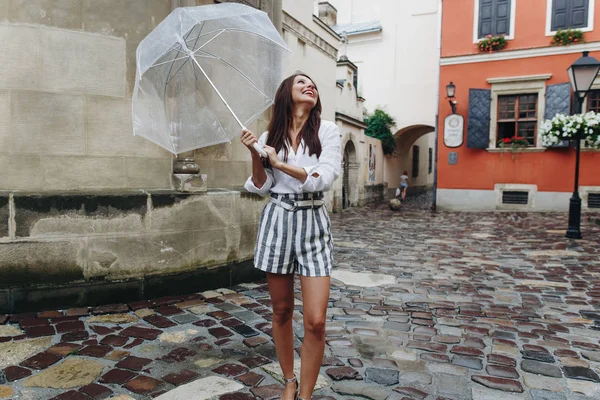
[290,75,318,108]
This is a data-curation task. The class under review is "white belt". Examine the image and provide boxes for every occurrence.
[269,196,325,211]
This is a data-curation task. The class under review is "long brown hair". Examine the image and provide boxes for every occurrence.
[266,73,322,162]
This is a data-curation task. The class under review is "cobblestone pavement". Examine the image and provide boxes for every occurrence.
[1,193,600,400]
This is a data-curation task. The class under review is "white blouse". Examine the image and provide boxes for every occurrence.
[244,120,341,196]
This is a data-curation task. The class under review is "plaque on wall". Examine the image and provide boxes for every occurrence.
[448,152,458,165]
[444,114,464,148]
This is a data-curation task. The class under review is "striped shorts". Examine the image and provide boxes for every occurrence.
[254,193,334,277]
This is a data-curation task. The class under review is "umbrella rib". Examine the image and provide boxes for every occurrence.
[196,48,272,103]
[164,24,203,88]
[186,28,290,53]
[189,54,245,130]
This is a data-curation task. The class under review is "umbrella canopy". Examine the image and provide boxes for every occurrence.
[132,3,290,154]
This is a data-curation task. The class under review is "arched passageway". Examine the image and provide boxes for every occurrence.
[384,125,435,197]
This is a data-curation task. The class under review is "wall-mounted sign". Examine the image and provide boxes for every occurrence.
[448,152,458,165]
[444,114,464,148]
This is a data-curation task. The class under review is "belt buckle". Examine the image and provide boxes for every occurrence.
[282,198,298,211]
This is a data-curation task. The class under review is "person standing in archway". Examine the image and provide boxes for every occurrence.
[400,170,409,202]
[241,73,341,400]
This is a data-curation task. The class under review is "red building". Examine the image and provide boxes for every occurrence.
[436,0,600,211]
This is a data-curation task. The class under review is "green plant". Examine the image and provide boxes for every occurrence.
[551,29,584,46]
[364,108,396,155]
[497,136,530,150]
[478,34,507,52]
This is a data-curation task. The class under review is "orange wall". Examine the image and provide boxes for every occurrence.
[442,0,600,57]
[438,51,600,192]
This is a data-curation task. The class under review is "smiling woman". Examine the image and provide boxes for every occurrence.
[240,73,341,400]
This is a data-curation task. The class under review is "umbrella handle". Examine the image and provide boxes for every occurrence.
[252,142,267,158]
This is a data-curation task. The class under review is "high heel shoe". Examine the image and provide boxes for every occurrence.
[283,375,298,400]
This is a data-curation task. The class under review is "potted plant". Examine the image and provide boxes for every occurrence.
[478,34,507,52]
[542,111,600,148]
[497,136,530,160]
[551,29,584,46]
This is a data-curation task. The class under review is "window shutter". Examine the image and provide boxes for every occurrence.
[494,0,511,36]
[552,0,569,31]
[467,89,491,149]
[479,0,494,37]
[545,83,571,120]
[479,0,511,38]
[570,0,589,28]
[552,0,589,31]
[545,83,572,147]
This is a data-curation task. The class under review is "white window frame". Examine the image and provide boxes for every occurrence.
[581,186,600,210]
[487,74,552,149]
[473,0,517,43]
[546,0,595,36]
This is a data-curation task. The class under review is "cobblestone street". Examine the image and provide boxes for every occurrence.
[1,194,600,400]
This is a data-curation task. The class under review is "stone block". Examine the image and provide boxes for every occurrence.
[22,358,104,389]
[149,192,238,232]
[0,91,9,149]
[82,0,151,43]
[7,0,82,29]
[12,91,85,155]
[197,160,250,188]
[0,25,39,90]
[0,155,43,190]
[40,27,125,97]
[85,228,231,280]
[86,96,154,157]
[14,194,147,237]
[41,156,125,190]
[0,240,82,285]
[125,158,171,189]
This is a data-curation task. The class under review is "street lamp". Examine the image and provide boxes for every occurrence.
[565,51,600,239]
[446,82,457,114]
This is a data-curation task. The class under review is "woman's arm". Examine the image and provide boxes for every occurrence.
[242,130,274,196]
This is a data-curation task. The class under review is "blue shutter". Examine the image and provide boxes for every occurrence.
[571,0,589,28]
[552,0,589,31]
[545,83,571,120]
[552,0,569,31]
[467,89,491,149]
[545,83,572,147]
[494,0,511,36]
[479,0,494,37]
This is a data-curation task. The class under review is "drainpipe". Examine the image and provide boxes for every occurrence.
[431,0,443,211]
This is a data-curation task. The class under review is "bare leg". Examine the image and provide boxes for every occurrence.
[402,187,407,201]
[298,276,330,399]
[267,273,298,400]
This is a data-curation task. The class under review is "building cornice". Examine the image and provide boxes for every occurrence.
[335,112,367,129]
[312,15,342,41]
[283,12,338,61]
[487,74,552,84]
[441,42,600,66]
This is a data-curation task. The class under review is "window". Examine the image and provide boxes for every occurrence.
[428,148,433,174]
[551,0,590,31]
[588,90,600,113]
[412,146,420,178]
[497,94,538,146]
[477,0,512,39]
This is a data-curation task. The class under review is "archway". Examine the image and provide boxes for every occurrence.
[385,125,435,197]
[342,140,358,209]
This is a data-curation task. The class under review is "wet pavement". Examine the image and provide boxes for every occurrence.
[1,192,600,399]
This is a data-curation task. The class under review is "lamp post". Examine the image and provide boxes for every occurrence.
[565,51,600,239]
[446,82,457,114]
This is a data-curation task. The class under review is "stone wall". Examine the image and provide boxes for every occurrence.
[0,190,267,312]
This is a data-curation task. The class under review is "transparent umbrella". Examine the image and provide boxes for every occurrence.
[132,3,290,155]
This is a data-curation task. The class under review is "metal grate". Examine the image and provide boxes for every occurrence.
[502,191,529,205]
[589,193,600,209]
